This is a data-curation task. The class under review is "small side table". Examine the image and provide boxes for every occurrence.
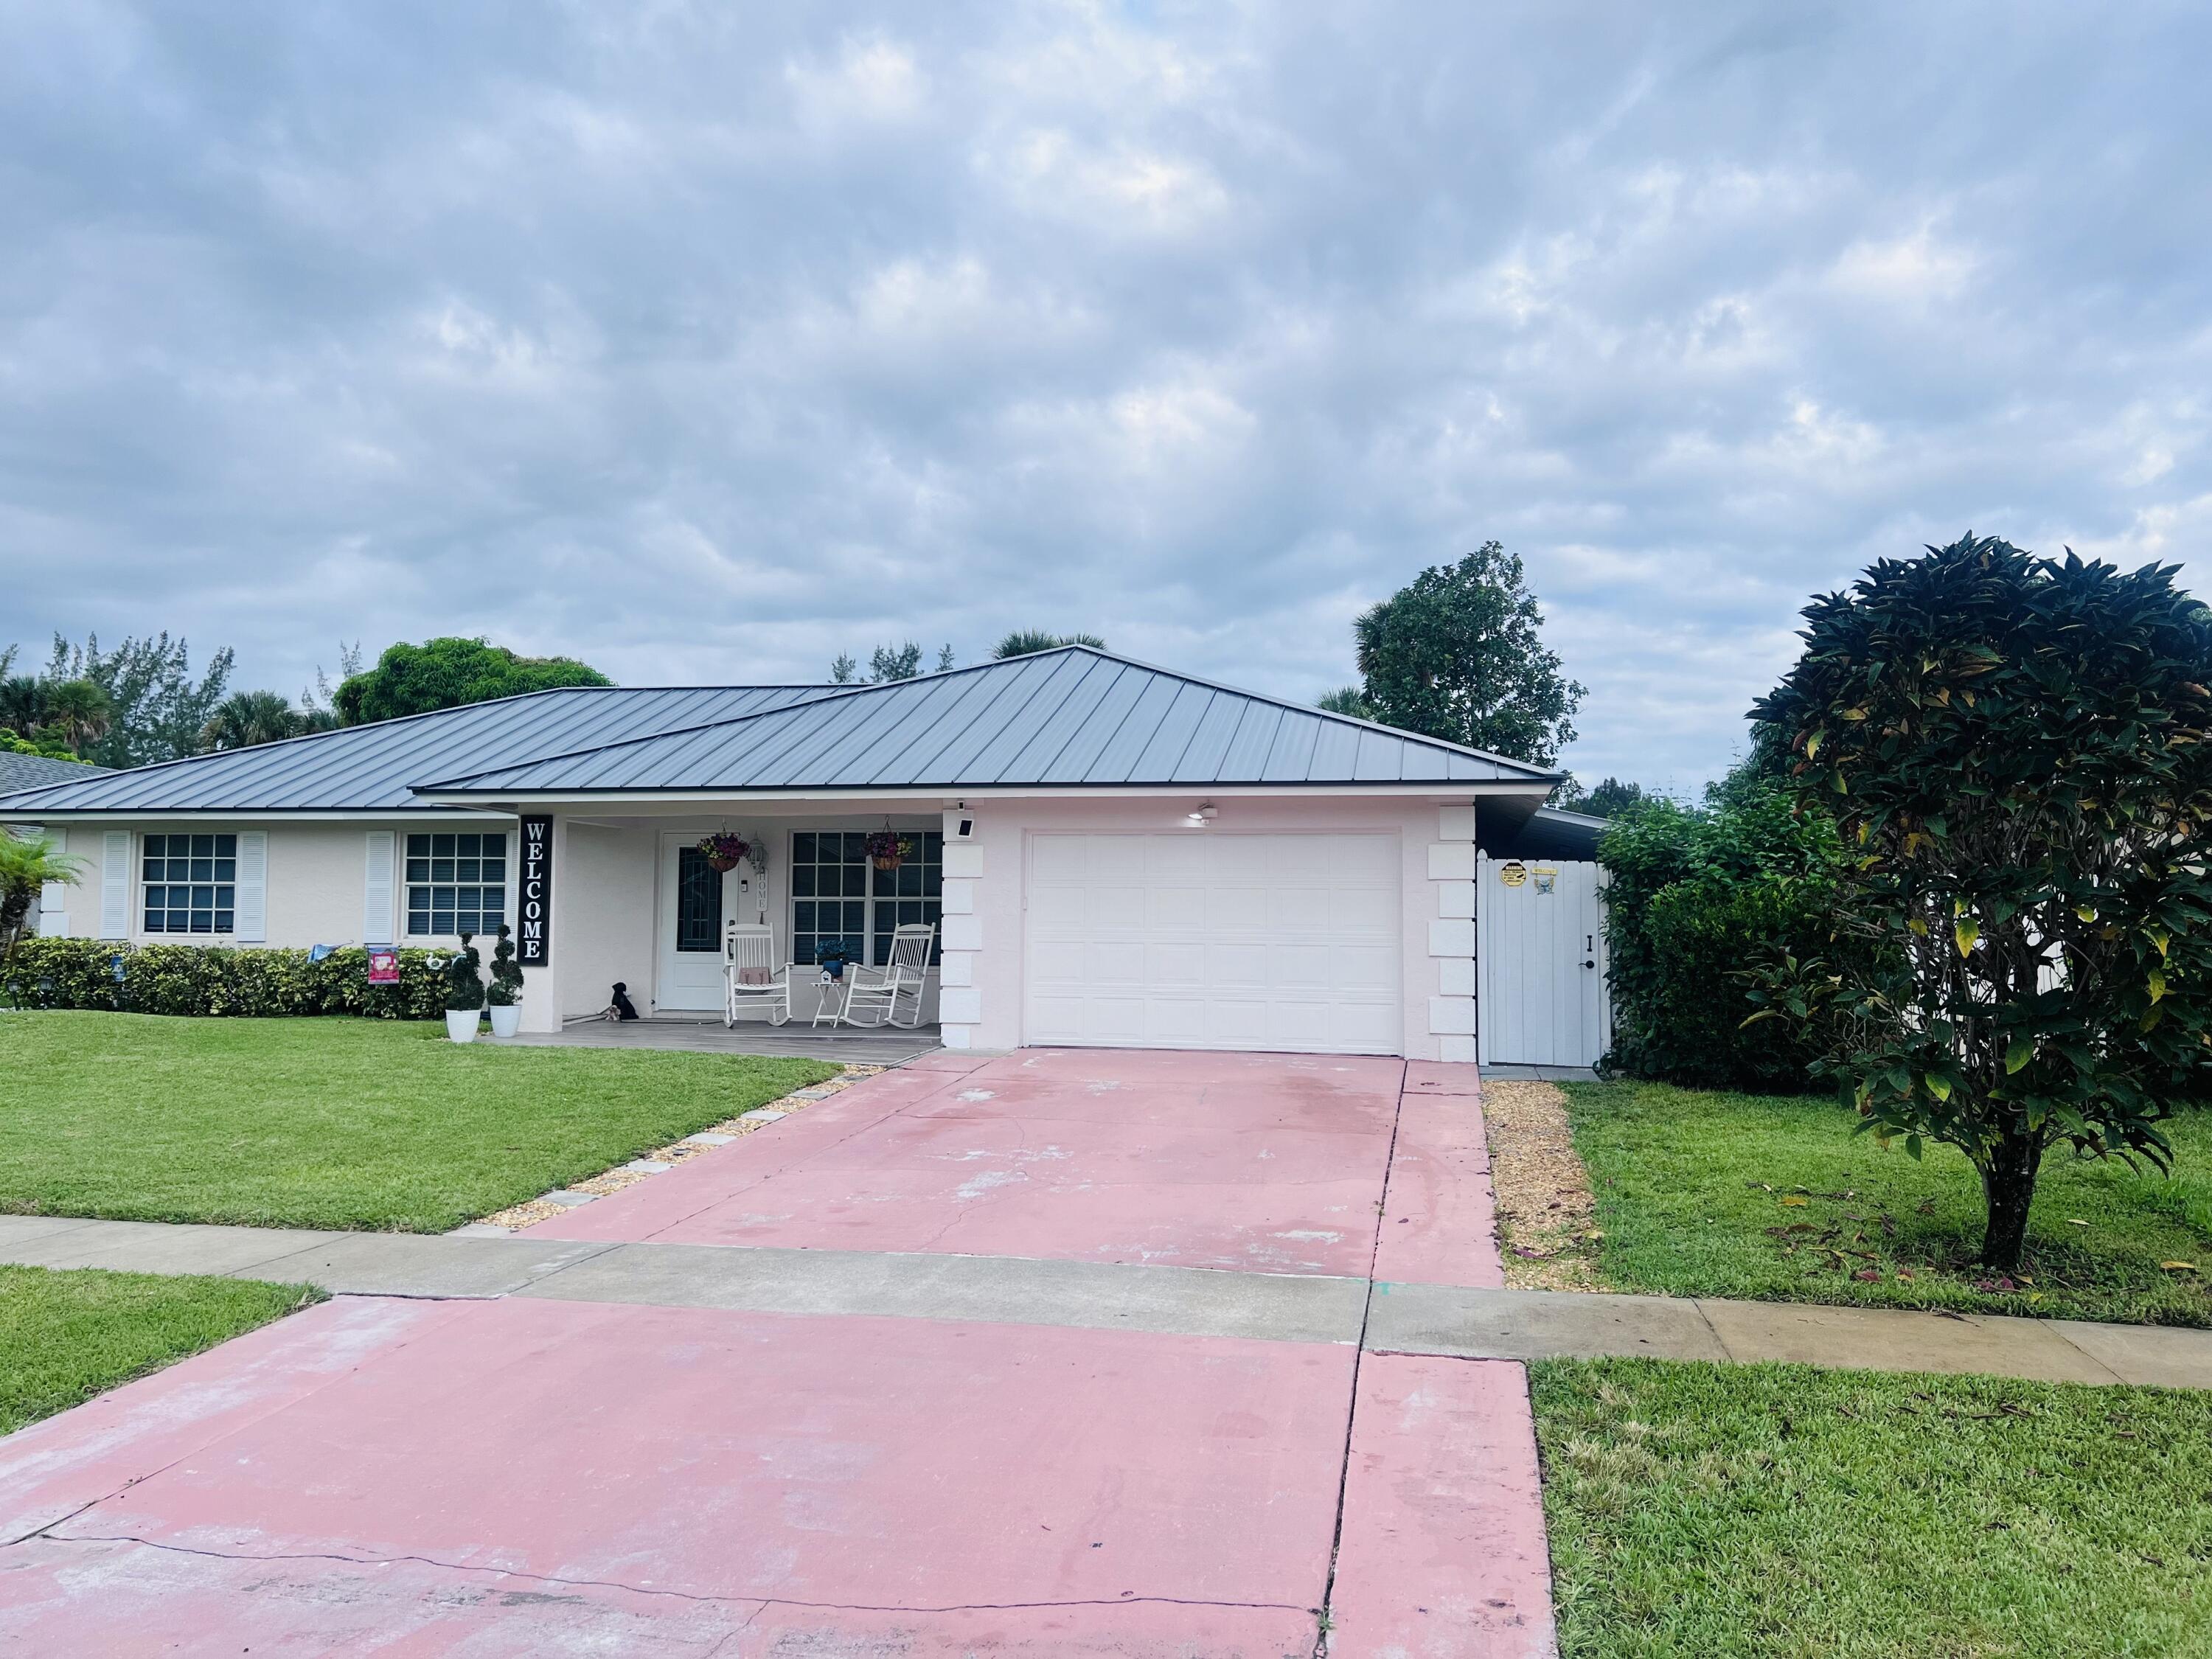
[809,970,852,1029]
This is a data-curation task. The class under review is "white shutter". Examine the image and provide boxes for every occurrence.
[364,831,395,945]
[37,827,68,936]
[234,830,268,942]
[100,830,131,939]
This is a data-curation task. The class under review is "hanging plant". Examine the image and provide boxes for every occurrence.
[696,830,750,873]
[864,823,914,872]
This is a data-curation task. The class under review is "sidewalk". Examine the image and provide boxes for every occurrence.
[4,1211,2205,1388]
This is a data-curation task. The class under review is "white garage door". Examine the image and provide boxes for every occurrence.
[1024,832,1402,1055]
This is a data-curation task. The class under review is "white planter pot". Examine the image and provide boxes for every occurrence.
[445,1008,481,1043]
[487,1004,522,1038]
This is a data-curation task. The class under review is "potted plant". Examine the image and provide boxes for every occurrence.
[864,823,912,872]
[697,830,750,873]
[441,932,484,1043]
[484,923,524,1037]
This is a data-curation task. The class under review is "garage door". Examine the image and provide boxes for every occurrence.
[1024,832,1402,1054]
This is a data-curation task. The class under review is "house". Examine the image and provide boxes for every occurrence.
[0,751,109,794]
[0,647,1604,1061]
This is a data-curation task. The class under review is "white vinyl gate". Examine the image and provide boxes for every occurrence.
[1477,855,1610,1068]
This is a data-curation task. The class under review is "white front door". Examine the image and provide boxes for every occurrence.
[656,832,728,1013]
[1023,831,1403,1055]
[1477,855,1610,1067]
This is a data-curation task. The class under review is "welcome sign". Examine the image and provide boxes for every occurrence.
[518,815,553,965]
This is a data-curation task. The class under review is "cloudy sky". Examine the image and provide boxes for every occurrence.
[4,3,2209,789]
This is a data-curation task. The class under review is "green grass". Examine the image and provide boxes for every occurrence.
[1562,1079,2212,1326]
[1532,1358,2212,1659]
[1,1012,838,1232]
[1,1263,320,1436]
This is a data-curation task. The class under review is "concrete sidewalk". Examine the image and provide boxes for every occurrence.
[4,1211,2206,1388]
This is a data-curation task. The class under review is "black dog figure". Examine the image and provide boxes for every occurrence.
[606,981,641,1022]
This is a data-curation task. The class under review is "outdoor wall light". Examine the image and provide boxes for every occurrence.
[1186,803,1218,825]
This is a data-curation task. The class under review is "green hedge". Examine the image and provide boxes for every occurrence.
[1,939,448,1020]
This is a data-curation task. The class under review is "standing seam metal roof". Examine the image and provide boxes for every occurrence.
[417,648,1559,795]
[0,685,833,813]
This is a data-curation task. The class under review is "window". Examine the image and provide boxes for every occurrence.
[143,833,235,933]
[790,830,942,966]
[675,846,723,953]
[405,832,507,938]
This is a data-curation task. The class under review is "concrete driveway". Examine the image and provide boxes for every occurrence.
[0,1049,1551,1656]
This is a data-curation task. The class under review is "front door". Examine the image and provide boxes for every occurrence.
[656,833,726,1012]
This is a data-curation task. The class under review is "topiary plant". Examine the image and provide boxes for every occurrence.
[485,924,523,1008]
[442,933,485,1015]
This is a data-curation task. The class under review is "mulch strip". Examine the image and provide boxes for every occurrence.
[1482,1079,1607,1292]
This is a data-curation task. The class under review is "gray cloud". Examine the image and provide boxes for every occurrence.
[4,1,2209,787]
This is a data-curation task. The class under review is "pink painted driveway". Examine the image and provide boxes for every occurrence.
[0,1048,1554,1655]
[529,1046,1410,1276]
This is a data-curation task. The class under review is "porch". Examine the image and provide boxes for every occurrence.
[489,1016,945,1066]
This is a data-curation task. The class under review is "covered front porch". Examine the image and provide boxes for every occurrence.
[520,803,951,1037]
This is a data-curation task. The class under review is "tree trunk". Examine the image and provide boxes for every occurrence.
[1979,1132,2045,1272]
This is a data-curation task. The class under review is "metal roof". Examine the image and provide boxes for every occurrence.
[420,648,1559,796]
[0,752,110,797]
[0,685,830,815]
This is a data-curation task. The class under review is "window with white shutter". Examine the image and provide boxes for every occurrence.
[364,831,395,945]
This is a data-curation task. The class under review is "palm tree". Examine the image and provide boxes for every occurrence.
[198,689,304,752]
[992,630,1107,659]
[0,833,86,960]
[1317,686,1375,719]
[38,679,111,757]
[0,675,43,738]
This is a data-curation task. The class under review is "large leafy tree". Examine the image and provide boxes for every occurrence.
[334,638,611,725]
[1352,541,1584,765]
[1750,535,2212,1270]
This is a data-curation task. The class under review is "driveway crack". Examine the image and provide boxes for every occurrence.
[35,1531,1312,1615]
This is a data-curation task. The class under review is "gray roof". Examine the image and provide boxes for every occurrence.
[422,648,1558,796]
[0,686,830,815]
[0,751,110,796]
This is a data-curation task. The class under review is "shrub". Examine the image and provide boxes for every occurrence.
[1,939,447,1020]
[1600,776,1850,1090]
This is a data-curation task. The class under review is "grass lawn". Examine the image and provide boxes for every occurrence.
[1562,1079,2212,1326]
[1,1263,319,1436]
[1532,1358,2212,1658]
[2,1012,838,1233]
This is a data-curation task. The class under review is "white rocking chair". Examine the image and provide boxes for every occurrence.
[721,922,791,1027]
[838,922,936,1029]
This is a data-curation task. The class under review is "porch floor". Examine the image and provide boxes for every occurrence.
[487,1018,945,1065]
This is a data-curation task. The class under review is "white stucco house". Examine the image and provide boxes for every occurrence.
[0,647,1607,1062]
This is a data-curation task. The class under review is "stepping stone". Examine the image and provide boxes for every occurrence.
[683,1133,738,1147]
[790,1086,839,1099]
[621,1160,674,1175]
[540,1191,597,1208]
[739,1108,788,1123]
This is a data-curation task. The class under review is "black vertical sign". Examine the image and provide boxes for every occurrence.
[518,815,553,965]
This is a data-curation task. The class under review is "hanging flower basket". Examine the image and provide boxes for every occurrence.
[697,831,750,873]
[864,825,914,872]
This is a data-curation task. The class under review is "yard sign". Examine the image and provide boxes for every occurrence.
[366,947,399,985]
[518,815,554,965]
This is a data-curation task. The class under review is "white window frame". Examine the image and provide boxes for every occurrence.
[401,829,512,942]
[786,828,944,968]
[139,830,240,939]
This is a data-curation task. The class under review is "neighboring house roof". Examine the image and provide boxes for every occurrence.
[0,751,111,797]
[0,686,831,815]
[420,647,1559,798]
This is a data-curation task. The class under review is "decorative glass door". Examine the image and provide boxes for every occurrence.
[676,846,723,952]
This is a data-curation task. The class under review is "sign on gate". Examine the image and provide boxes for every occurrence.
[518,815,553,965]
